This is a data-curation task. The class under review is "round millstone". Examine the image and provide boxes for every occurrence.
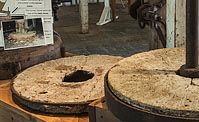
[107,48,199,119]
[9,31,36,40]
[11,55,122,114]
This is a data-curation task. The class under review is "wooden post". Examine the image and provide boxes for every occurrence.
[166,0,186,48]
[175,0,186,47]
[149,0,186,49]
[79,0,89,34]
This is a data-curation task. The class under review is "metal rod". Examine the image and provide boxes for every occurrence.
[186,0,198,68]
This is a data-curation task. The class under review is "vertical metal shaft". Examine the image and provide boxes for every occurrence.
[186,0,198,68]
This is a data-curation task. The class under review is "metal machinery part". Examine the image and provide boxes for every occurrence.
[52,0,61,21]
[178,0,199,78]
[105,1,199,122]
[130,0,166,48]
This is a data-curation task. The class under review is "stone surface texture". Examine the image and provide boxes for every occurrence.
[12,55,122,104]
[107,48,199,118]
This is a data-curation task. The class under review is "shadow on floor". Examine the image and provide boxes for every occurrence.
[54,3,150,57]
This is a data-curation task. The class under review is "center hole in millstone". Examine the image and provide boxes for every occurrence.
[63,70,95,82]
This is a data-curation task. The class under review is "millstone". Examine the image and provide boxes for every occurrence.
[106,48,199,121]
[0,35,62,80]
[9,31,36,40]
[11,55,122,114]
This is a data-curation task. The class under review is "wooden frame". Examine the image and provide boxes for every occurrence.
[88,97,122,122]
[0,101,44,122]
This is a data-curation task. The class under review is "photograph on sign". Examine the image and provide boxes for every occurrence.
[1,18,45,50]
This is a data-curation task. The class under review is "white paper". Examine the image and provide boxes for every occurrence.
[25,9,52,16]
[0,0,53,49]
[43,17,53,44]
[25,16,54,45]
[16,0,45,9]
[3,0,51,15]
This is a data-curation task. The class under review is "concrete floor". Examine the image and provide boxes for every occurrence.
[54,3,150,57]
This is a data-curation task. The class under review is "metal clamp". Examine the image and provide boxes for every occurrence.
[130,0,166,47]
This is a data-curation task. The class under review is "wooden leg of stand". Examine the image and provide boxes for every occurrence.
[88,97,122,122]
[111,0,116,21]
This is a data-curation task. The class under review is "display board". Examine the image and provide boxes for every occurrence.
[0,0,53,50]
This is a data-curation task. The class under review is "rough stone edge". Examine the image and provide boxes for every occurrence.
[107,48,199,118]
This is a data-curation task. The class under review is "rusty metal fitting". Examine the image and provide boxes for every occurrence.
[178,0,199,78]
[178,65,199,78]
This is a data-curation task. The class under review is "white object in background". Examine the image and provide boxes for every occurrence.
[0,29,3,47]
[166,0,186,48]
[79,0,89,33]
[96,0,112,25]
[166,0,175,48]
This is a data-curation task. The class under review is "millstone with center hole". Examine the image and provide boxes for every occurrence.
[105,48,199,122]
[11,55,122,114]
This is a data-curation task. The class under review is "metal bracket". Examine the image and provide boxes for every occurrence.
[130,0,166,47]
[178,0,199,78]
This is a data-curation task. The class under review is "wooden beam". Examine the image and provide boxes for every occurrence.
[89,97,122,122]
[79,0,89,33]
[175,0,186,47]
[166,0,175,48]
[166,0,186,48]
[0,101,44,122]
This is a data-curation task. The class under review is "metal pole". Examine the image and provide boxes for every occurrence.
[186,0,198,68]
[179,0,199,78]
